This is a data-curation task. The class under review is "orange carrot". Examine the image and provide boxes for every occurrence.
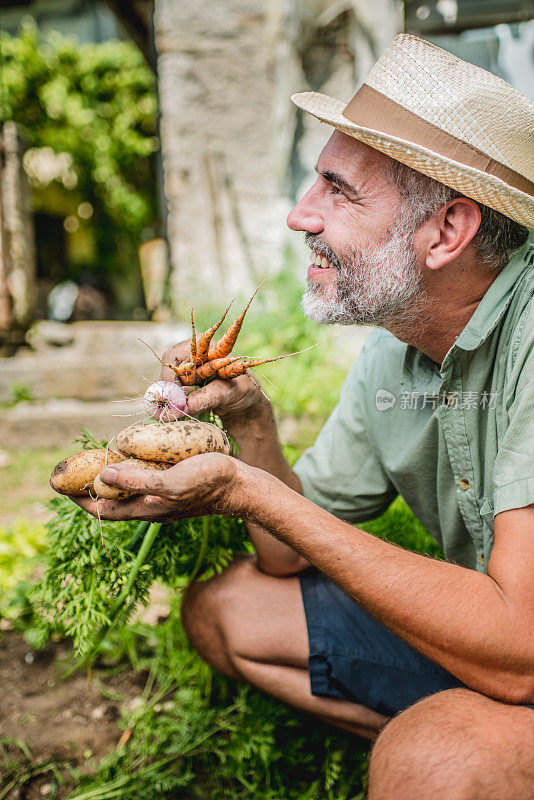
[195,356,239,382]
[176,363,197,385]
[195,300,234,365]
[208,282,263,360]
[139,339,196,384]
[189,308,197,366]
[216,353,292,380]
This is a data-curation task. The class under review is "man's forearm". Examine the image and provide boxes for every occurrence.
[235,464,534,702]
[223,399,308,575]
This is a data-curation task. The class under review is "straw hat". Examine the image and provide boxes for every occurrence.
[291,34,534,228]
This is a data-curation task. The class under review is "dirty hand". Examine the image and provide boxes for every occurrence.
[161,339,268,423]
[72,452,245,522]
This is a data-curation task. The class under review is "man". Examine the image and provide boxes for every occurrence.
[78,35,534,798]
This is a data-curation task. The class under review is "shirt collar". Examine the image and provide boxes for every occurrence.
[453,241,533,353]
[401,240,533,384]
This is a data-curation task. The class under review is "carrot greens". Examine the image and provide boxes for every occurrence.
[26,497,252,658]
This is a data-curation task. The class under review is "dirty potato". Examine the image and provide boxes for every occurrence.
[50,449,127,497]
[116,421,230,464]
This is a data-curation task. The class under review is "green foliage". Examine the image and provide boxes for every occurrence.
[61,599,369,800]
[71,428,109,450]
[26,497,251,656]
[0,738,75,800]
[0,519,48,613]
[0,382,34,407]
[0,23,158,298]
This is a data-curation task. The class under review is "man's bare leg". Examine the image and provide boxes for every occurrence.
[368,687,534,800]
[181,556,389,739]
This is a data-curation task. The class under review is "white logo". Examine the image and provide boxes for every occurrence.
[375,389,396,411]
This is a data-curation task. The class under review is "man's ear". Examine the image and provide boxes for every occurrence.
[425,198,481,270]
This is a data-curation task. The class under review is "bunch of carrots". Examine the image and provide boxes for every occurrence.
[146,284,298,386]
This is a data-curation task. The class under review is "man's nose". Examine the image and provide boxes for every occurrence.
[286,186,323,234]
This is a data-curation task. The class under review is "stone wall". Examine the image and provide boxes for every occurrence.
[154,0,401,313]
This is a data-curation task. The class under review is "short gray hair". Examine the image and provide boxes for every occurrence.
[389,160,529,271]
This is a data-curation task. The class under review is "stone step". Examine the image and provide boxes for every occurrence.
[0,398,145,450]
[0,321,189,403]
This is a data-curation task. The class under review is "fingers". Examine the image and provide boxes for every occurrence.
[72,453,236,522]
[160,341,191,382]
[185,379,232,415]
[99,463,173,497]
[71,494,175,521]
[185,375,259,417]
[161,364,179,383]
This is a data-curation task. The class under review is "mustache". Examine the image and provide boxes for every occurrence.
[304,233,341,269]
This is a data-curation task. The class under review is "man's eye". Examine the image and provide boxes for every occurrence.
[331,185,343,196]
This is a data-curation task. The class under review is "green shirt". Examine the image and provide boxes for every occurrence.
[294,242,534,573]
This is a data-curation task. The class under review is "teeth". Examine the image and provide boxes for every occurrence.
[310,251,332,268]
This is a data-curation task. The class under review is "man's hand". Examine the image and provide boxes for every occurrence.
[154,338,308,577]
[73,452,242,522]
[161,340,267,424]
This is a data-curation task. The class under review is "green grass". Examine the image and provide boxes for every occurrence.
[0,739,74,800]
[0,446,74,522]
[0,382,34,408]
[60,599,372,800]
[0,519,48,606]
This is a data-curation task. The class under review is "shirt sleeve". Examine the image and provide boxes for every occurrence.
[493,297,534,515]
[293,335,398,522]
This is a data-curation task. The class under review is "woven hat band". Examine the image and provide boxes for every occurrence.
[343,84,534,198]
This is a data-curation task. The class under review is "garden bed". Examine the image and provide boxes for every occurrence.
[0,631,145,799]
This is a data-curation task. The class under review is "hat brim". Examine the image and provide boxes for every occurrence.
[292,91,534,229]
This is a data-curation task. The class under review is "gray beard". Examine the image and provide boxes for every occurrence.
[301,225,429,330]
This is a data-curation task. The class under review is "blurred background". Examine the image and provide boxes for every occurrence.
[0,3,533,796]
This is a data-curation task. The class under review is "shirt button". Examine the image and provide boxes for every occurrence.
[478,553,485,565]
[459,478,470,490]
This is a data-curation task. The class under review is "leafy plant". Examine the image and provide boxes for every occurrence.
[0,738,75,800]
[26,497,252,657]
[2,382,34,407]
[0,519,48,615]
[0,23,158,306]
[58,598,370,800]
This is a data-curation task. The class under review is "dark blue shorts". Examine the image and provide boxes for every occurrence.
[299,568,534,718]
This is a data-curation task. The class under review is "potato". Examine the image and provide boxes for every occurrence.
[50,449,127,497]
[93,458,170,500]
[116,420,230,464]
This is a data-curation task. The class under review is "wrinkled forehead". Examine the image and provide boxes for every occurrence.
[318,130,395,188]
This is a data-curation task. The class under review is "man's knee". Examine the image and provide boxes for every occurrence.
[180,578,216,650]
[368,688,534,800]
[369,689,488,800]
[180,556,259,677]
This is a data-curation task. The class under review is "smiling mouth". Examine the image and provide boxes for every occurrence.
[309,251,334,269]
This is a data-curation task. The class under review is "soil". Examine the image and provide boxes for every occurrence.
[0,631,146,799]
